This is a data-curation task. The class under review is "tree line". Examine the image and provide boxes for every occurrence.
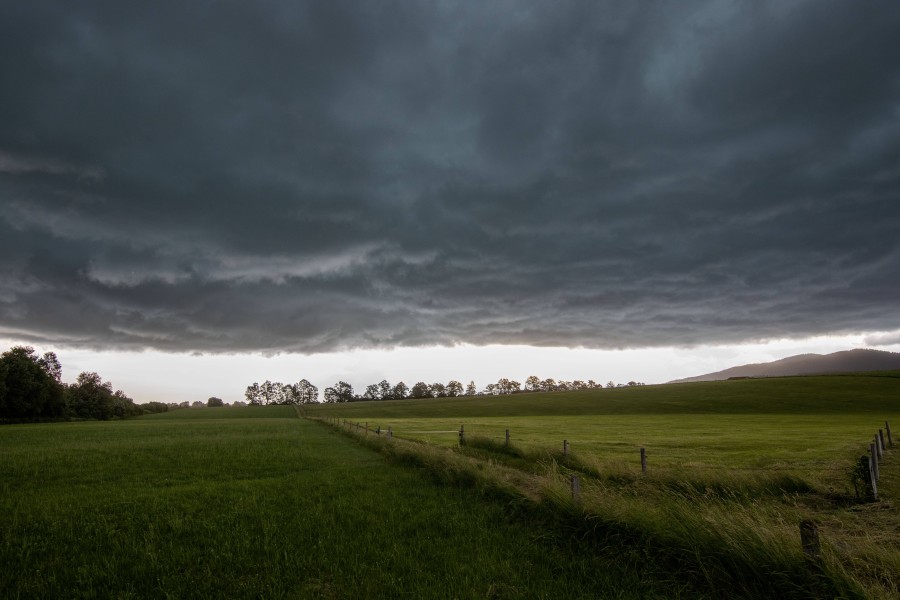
[244,380,319,405]
[0,346,140,422]
[245,375,646,404]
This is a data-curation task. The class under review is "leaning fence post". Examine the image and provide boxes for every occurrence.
[800,520,821,564]
[879,429,886,453]
[563,440,569,457]
[886,421,893,447]
[505,429,510,447]
[459,425,465,445]
[571,475,581,504]
[640,448,647,473]
[862,455,878,500]
[875,435,884,461]
[871,442,880,481]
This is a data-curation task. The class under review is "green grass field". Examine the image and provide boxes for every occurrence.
[307,373,900,598]
[2,405,684,599]
[2,374,898,598]
[306,374,899,475]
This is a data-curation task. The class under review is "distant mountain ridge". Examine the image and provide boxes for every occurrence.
[669,349,900,383]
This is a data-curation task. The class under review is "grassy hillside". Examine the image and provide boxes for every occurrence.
[307,372,900,419]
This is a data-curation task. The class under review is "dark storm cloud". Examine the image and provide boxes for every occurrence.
[2,0,900,353]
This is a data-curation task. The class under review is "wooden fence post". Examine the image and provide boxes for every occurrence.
[365,422,368,435]
[641,448,647,473]
[879,429,886,453]
[800,520,821,566]
[505,429,510,447]
[886,421,893,447]
[459,425,465,445]
[862,455,878,500]
[871,442,880,481]
[387,427,392,439]
[571,475,581,504]
[563,440,569,457]
[875,435,884,460]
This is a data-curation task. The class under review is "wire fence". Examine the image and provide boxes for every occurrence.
[315,416,894,482]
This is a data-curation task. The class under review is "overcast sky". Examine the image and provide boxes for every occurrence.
[2,2,900,401]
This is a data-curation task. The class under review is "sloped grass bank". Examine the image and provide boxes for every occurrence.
[3,408,681,599]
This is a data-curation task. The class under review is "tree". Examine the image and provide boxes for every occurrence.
[207,397,224,407]
[326,381,353,403]
[392,381,408,399]
[430,382,446,398]
[261,380,279,405]
[295,379,318,403]
[446,380,463,397]
[364,384,380,401]
[245,383,262,405]
[338,381,354,402]
[495,378,520,395]
[378,380,392,400]
[38,351,62,383]
[525,375,541,392]
[67,371,116,420]
[0,346,65,420]
[282,384,300,404]
[112,389,140,418]
[410,381,430,399]
[465,381,477,396]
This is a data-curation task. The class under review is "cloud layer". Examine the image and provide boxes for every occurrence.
[2,1,900,353]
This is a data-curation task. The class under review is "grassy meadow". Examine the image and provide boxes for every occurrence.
[2,405,680,599]
[307,373,900,599]
[1,373,897,598]
[305,374,899,477]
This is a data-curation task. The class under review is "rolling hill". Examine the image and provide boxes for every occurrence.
[668,348,900,383]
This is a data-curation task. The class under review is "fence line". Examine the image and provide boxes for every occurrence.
[314,416,892,493]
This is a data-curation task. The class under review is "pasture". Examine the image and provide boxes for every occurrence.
[1,406,673,599]
[1,373,897,598]
[307,373,900,599]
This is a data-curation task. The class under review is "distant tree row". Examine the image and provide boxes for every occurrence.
[0,346,140,422]
[316,376,644,403]
[243,375,646,405]
[244,380,319,405]
[138,398,249,414]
